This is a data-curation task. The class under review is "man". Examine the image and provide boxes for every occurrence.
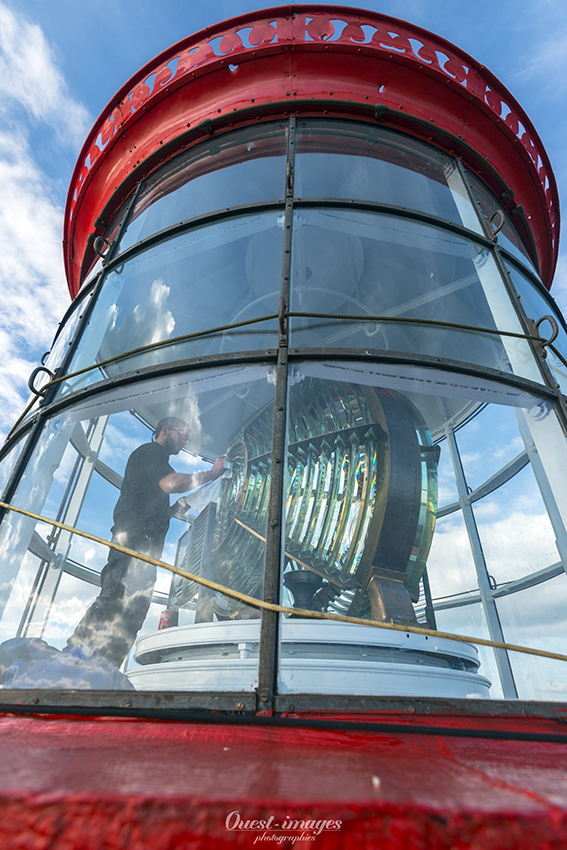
[67,417,226,667]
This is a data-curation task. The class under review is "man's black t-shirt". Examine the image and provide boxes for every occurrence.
[111,442,174,541]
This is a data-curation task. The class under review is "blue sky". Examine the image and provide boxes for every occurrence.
[1,0,566,441]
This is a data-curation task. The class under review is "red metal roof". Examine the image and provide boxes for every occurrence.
[64,4,560,296]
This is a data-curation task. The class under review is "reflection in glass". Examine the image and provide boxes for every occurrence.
[0,436,26,501]
[275,362,567,700]
[43,293,85,375]
[465,168,537,273]
[119,122,287,252]
[13,291,88,429]
[289,209,541,382]
[0,365,276,690]
[505,261,567,394]
[497,575,567,700]
[433,603,504,700]
[3,355,567,698]
[2,98,566,707]
[295,119,481,233]
[436,438,459,506]
[81,257,104,291]
[57,214,282,397]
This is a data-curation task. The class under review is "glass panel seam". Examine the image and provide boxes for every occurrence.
[446,426,518,698]
[496,256,567,437]
[257,115,295,710]
[456,159,555,393]
[106,199,517,280]
[292,197,496,249]
[106,200,287,272]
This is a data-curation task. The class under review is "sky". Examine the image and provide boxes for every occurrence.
[0,0,567,442]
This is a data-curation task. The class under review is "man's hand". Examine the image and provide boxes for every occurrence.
[174,497,191,515]
[160,456,227,494]
[210,456,227,480]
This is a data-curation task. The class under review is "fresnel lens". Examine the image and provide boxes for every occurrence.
[195,378,438,625]
[0,6,564,709]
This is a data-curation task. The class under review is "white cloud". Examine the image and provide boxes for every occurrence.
[475,507,558,584]
[516,30,567,95]
[511,0,567,94]
[428,499,558,599]
[0,128,69,440]
[0,3,91,443]
[0,2,90,146]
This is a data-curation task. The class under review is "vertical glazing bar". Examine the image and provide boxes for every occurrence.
[21,416,109,638]
[257,116,295,710]
[455,160,558,389]
[500,257,567,433]
[446,426,518,699]
[456,162,567,575]
[0,186,145,574]
[102,181,144,268]
[0,426,41,528]
[41,183,145,411]
[516,408,567,574]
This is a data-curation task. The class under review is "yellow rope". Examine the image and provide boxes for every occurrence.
[1,499,566,666]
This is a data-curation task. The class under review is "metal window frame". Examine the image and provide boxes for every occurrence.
[2,114,567,709]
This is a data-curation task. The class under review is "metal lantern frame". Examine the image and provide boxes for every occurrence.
[0,5,566,717]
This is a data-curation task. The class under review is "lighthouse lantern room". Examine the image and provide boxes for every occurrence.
[0,5,565,710]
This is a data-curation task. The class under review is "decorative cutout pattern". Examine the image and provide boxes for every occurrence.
[66,8,557,288]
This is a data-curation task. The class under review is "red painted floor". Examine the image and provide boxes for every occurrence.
[0,710,567,848]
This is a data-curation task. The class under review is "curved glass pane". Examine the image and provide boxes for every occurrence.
[465,168,537,273]
[0,364,275,691]
[119,122,287,252]
[295,120,482,234]
[289,209,542,383]
[473,462,558,586]
[454,402,525,492]
[57,213,282,397]
[504,261,567,394]
[497,574,567,700]
[432,602,504,700]
[0,434,27,501]
[81,257,104,291]
[14,291,90,429]
[44,289,91,375]
[276,361,567,701]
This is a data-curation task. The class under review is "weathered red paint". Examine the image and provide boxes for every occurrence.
[64,4,560,297]
[47,8,566,847]
[1,710,567,849]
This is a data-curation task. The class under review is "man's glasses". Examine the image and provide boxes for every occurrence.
[172,429,188,443]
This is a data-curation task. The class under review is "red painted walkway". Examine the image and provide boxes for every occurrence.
[1,709,566,848]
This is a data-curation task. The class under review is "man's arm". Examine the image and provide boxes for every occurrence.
[159,456,226,495]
